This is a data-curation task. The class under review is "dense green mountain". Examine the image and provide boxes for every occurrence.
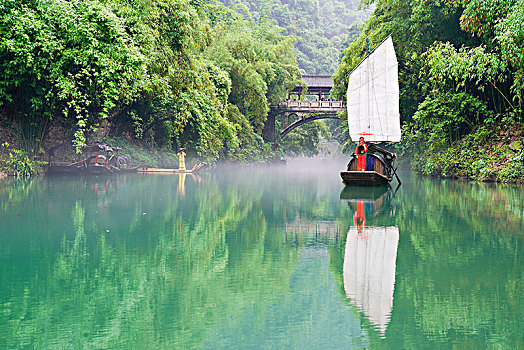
[221,0,367,74]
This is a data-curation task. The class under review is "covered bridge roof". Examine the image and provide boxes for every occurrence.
[290,75,334,96]
[302,75,333,88]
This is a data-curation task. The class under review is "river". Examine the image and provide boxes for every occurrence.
[0,160,522,349]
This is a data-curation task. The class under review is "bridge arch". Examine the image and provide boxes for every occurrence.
[280,113,341,138]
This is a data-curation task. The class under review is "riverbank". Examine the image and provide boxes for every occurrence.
[400,121,524,184]
[0,121,281,177]
[2,120,523,183]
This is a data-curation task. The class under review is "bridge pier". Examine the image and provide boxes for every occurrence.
[262,109,278,142]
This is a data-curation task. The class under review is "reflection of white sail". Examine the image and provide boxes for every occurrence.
[343,226,399,337]
[346,36,401,143]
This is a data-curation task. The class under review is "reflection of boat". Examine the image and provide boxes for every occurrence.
[340,179,399,337]
[340,185,390,202]
[340,36,401,186]
[343,226,399,337]
[341,185,392,221]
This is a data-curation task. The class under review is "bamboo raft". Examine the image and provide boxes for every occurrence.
[136,162,207,174]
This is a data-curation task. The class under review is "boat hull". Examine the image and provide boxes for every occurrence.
[46,164,137,176]
[46,165,83,176]
[340,171,391,187]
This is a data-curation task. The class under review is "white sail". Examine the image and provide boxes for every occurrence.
[346,36,401,143]
[343,226,399,337]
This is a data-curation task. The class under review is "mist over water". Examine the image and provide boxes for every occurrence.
[0,165,522,349]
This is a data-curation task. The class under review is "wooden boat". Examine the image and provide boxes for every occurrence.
[46,143,139,176]
[340,36,402,187]
[341,144,398,186]
[46,162,84,176]
[46,162,139,176]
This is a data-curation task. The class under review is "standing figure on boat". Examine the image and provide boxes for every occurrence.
[355,137,368,171]
[178,148,186,171]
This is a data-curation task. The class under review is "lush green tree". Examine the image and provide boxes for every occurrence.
[0,0,146,153]
[0,0,303,163]
[280,120,329,156]
[333,0,523,181]
[221,0,366,74]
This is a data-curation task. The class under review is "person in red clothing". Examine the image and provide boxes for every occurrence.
[354,137,368,171]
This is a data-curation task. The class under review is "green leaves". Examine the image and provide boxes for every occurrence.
[0,143,42,177]
[421,42,506,93]
[1,0,303,162]
[0,0,148,153]
[495,0,524,103]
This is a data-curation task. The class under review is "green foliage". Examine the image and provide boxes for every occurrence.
[495,0,524,103]
[0,0,304,162]
[281,120,329,156]
[0,0,147,153]
[0,142,42,177]
[498,149,524,181]
[221,0,366,75]
[333,0,523,181]
[410,93,491,146]
[400,123,524,183]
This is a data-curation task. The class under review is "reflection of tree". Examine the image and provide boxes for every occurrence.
[328,176,523,348]
[2,170,522,348]
[0,175,299,348]
[0,178,43,212]
[400,179,522,264]
[380,177,524,349]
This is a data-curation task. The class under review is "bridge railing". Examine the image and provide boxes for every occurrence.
[279,100,344,108]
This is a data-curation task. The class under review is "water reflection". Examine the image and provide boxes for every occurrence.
[0,167,522,349]
[341,186,399,338]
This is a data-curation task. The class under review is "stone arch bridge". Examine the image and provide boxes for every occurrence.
[263,75,345,141]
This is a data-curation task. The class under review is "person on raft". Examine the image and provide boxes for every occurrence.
[178,148,186,171]
[354,137,368,171]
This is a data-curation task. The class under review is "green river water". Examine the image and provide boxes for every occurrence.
[0,161,522,349]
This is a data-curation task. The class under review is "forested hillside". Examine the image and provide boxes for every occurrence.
[333,0,524,182]
[221,0,366,74]
[0,0,305,175]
